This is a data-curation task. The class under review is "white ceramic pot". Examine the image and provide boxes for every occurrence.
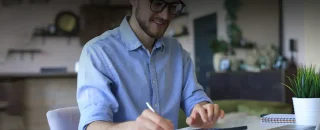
[213,52,225,72]
[293,97,320,125]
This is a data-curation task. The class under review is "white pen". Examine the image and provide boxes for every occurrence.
[146,102,155,112]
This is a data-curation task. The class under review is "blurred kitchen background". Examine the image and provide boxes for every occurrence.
[0,0,319,130]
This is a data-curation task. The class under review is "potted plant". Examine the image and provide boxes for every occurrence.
[283,65,320,125]
[210,39,231,72]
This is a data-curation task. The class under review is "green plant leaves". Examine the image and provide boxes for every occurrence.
[283,65,320,98]
[210,39,229,53]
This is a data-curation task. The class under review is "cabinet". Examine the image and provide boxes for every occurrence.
[208,71,285,102]
[79,5,131,46]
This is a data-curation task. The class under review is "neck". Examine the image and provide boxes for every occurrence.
[129,15,155,52]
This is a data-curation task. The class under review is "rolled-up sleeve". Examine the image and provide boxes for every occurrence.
[77,43,118,130]
[180,48,212,117]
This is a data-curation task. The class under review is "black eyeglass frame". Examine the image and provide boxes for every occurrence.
[149,0,186,15]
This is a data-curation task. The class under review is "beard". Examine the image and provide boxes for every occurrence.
[135,6,169,39]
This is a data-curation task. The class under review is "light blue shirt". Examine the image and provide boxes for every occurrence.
[77,16,212,130]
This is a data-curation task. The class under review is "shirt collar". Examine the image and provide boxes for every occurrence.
[119,16,165,51]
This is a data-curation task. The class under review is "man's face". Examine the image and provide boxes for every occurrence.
[133,0,181,39]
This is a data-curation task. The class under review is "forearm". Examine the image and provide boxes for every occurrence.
[86,121,137,130]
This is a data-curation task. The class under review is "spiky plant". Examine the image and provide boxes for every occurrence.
[283,65,320,98]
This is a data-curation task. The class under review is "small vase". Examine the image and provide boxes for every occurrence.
[213,52,225,72]
[292,97,320,125]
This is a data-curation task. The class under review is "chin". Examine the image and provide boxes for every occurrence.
[149,31,165,39]
[149,28,167,38]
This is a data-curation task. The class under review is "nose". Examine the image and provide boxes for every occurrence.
[158,6,170,20]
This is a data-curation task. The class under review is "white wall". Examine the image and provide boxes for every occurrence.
[168,0,279,67]
[0,1,83,130]
[283,0,305,66]
[0,0,280,73]
[0,0,130,73]
[237,0,279,46]
[304,0,320,71]
[283,0,320,71]
[0,0,85,73]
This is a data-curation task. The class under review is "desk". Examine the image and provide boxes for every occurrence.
[179,116,289,130]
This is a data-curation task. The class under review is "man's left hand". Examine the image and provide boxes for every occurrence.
[186,103,225,128]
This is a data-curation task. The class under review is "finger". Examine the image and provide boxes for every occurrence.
[204,104,214,121]
[212,104,221,121]
[196,106,208,123]
[142,110,173,130]
[190,104,200,118]
[186,117,196,126]
[136,116,162,130]
[220,110,225,118]
[164,119,175,130]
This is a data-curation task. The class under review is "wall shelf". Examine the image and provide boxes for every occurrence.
[32,32,79,45]
[32,32,78,37]
[0,72,77,80]
[7,49,42,60]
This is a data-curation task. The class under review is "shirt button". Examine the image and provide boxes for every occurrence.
[154,103,158,107]
[152,80,156,84]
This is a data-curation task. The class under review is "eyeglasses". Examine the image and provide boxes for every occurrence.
[150,0,185,15]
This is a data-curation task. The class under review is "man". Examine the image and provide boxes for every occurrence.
[77,0,225,130]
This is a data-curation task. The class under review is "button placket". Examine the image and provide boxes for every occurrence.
[149,56,160,113]
[148,60,155,112]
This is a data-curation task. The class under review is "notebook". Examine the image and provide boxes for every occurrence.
[261,114,296,123]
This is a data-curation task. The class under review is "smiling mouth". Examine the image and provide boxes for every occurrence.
[153,20,166,25]
[152,18,169,26]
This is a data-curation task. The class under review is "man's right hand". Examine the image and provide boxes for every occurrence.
[135,110,174,130]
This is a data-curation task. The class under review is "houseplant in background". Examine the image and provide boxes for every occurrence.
[210,39,232,72]
[210,0,257,72]
[283,65,320,125]
[209,0,241,72]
